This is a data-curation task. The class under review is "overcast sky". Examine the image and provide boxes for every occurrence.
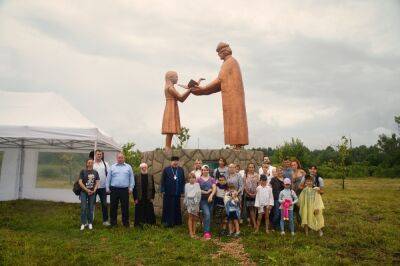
[1,1,399,150]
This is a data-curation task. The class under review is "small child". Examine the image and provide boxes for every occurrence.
[184,173,202,238]
[299,175,325,237]
[215,174,228,236]
[279,178,298,236]
[224,184,241,237]
[254,174,274,233]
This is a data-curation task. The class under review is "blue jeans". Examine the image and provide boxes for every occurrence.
[272,200,281,229]
[80,191,96,225]
[200,198,213,233]
[280,209,294,233]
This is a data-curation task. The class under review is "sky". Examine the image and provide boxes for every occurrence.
[1,0,399,151]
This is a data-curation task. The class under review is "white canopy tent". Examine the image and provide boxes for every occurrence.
[0,91,120,202]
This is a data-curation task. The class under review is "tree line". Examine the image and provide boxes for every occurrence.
[253,116,400,178]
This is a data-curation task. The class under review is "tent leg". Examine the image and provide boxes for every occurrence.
[92,139,98,222]
[18,139,25,199]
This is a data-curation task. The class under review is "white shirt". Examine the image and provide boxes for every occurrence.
[254,184,274,208]
[258,165,276,178]
[93,160,110,189]
[238,170,245,178]
[191,169,202,179]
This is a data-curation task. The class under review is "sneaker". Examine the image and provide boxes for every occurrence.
[280,231,285,235]
[88,224,93,230]
[103,221,111,226]
[80,224,85,231]
[204,232,212,240]
[291,232,295,236]
[234,232,241,237]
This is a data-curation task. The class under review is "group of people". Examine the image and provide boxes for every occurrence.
[77,151,325,240]
[161,156,325,239]
[78,150,155,230]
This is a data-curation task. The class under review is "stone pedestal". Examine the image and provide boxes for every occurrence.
[141,148,263,215]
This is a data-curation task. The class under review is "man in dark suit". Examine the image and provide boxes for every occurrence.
[160,156,185,227]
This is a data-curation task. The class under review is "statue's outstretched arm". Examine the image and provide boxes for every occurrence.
[168,86,191,102]
[191,78,221,95]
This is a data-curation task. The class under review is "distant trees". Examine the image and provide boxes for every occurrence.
[272,138,311,166]
[122,142,141,174]
[254,116,400,178]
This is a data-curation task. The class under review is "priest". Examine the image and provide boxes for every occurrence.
[133,163,156,227]
[160,156,185,227]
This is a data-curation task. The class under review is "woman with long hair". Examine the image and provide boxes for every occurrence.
[197,165,217,240]
[243,162,259,228]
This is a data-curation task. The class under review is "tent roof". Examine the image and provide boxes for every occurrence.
[0,91,120,151]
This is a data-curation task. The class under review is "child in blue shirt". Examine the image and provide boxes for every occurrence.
[225,184,241,237]
[279,178,298,236]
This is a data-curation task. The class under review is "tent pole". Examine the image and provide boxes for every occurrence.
[18,139,25,199]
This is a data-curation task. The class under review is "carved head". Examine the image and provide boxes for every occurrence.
[216,42,232,60]
[165,71,178,85]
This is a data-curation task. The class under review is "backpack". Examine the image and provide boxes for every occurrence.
[73,180,81,196]
[72,170,85,196]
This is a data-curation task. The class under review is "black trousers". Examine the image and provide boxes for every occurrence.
[110,187,130,227]
[96,188,109,222]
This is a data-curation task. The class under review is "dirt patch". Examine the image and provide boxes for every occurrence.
[211,238,255,266]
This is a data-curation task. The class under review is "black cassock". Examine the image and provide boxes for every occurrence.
[160,166,185,227]
[133,174,156,226]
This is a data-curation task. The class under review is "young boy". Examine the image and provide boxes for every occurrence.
[224,184,241,237]
[299,175,325,237]
[254,174,274,233]
[279,178,298,236]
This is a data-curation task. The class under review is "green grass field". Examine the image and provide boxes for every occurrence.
[0,178,399,265]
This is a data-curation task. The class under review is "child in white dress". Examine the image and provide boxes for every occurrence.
[254,174,274,233]
[184,172,201,237]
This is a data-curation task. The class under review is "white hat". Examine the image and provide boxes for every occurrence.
[201,164,210,170]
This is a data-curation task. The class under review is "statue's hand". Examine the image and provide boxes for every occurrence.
[191,86,204,95]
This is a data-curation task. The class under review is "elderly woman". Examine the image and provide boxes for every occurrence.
[133,163,156,227]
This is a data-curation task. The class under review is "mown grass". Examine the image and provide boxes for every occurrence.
[0,178,399,265]
[242,178,400,265]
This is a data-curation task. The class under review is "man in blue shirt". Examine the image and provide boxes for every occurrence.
[106,152,135,227]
